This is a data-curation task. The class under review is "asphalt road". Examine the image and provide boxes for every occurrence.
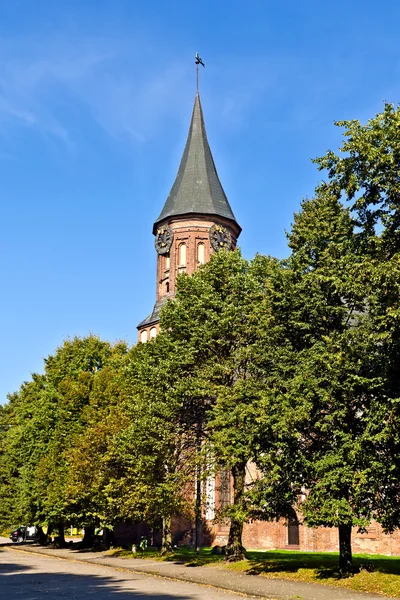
[1,536,392,600]
[0,544,260,600]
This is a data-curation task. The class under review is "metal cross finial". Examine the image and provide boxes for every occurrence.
[195,52,205,92]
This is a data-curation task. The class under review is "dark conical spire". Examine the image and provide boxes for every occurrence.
[153,93,240,234]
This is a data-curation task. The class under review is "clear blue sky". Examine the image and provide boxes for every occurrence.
[1,0,399,403]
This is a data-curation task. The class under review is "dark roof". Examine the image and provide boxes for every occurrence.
[153,93,240,234]
[137,298,167,329]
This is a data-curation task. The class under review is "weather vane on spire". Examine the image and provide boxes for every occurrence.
[195,52,205,92]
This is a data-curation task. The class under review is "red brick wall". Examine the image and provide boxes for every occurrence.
[210,462,400,555]
[156,216,238,303]
[211,518,400,556]
[138,215,239,341]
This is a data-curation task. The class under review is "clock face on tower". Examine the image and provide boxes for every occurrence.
[155,225,173,254]
[209,224,232,251]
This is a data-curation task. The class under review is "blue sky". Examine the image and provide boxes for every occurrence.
[1,0,400,403]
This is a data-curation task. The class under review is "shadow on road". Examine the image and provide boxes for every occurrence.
[0,558,194,599]
[0,560,31,574]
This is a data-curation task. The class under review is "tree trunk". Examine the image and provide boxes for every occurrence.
[195,472,202,554]
[338,524,352,572]
[102,527,115,549]
[36,525,48,545]
[160,515,172,555]
[225,462,247,562]
[57,522,66,547]
[195,418,202,554]
[47,523,54,543]
[81,524,95,548]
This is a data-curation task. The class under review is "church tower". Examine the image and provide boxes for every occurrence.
[137,92,241,341]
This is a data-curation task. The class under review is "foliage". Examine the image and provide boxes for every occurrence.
[160,250,303,559]
[0,336,127,535]
[314,102,400,258]
[282,103,400,569]
[103,338,196,532]
[62,345,129,527]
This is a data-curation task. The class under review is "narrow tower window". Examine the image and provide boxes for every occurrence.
[165,253,170,270]
[150,327,157,339]
[166,281,170,294]
[179,243,186,267]
[140,330,148,343]
[197,243,205,264]
[219,469,231,509]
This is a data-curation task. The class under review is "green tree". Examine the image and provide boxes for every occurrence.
[0,374,52,533]
[309,103,400,563]
[314,102,400,258]
[62,342,128,542]
[0,399,21,530]
[161,249,298,560]
[0,335,122,545]
[356,252,400,536]
[102,336,197,553]
[36,336,122,544]
[283,186,380,571]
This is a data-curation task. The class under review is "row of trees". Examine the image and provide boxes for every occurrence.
[1,103,400,571]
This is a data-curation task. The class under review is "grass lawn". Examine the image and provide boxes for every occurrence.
[109,546,400,597]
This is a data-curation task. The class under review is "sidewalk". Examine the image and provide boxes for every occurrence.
[2,541,396,600]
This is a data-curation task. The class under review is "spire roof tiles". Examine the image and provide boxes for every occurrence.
[153,93,240,234]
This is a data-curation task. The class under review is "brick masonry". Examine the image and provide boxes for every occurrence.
[205,463,400,555]
[208,461,400,555]
[237,519,400,555]
[137,215,239,341]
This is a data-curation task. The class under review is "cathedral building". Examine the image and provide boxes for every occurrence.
[133,88,400,556]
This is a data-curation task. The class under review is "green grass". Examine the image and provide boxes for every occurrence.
[108,546,223,566]
[227,550,400,597]
[108,546,400,597]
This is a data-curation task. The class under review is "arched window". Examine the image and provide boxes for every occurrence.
[140,330,148,343]
[197,243,205,264]
[179,243,186,267]
[166,280,170,294]
[150,327,157,339]
[165,253,170,270]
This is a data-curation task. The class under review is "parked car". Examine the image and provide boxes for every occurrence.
[9,526,38,543]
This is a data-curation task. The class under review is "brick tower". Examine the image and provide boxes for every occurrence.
[137,92,241,341]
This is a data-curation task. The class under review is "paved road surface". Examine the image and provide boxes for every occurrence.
[0,546,259,600]
[1,537,395,600]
